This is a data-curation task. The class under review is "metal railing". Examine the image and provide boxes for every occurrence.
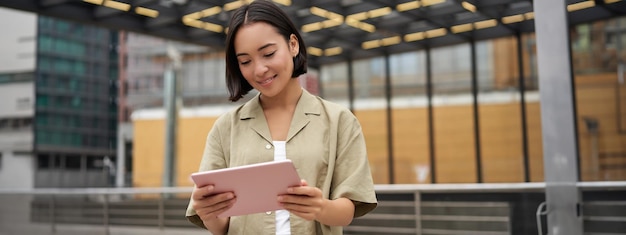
[1,182,625,235]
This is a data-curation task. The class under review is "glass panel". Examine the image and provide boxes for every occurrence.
[573,17,626,181]
[353,57,389,184]
[431,43,476,183]
[522,33,544,182]
[478,38,525,183]
[389,51,430,184]
[319,62,349,107]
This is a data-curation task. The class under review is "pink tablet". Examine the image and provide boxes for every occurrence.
[190,159,301,217]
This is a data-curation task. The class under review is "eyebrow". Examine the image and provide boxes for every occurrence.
[236,43,277,57]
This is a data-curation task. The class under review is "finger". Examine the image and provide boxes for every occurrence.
[300,179,308,186]
[195,194,236,216]
[192,185,215,200]
[288,186,321,197]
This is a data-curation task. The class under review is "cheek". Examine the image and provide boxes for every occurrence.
[239,65,254,80]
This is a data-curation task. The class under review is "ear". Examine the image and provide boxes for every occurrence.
[289,34,299,57]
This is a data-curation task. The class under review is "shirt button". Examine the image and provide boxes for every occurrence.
[265,144,272,149]
[266,211,272,215]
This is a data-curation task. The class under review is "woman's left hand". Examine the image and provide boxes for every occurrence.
[277,179,326,221]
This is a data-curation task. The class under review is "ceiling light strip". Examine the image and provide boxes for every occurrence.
[272,0,291,6]
[308,47,323,57]
[422,0,446,7]
[182,18,223,33]
[502,14,524,24]
[224,1,245,11]
[83,0,104,5]
[381,36,401,46]
[135,7,159,18]
[397,1,421,12]
[404,32,425,42]
[368,7,392,18]
[302,22,323,33]
[103,0,131,11]
[425,28,447,38]
[461,1,476,12]
[567,0,595,12]
[474,19,497,29]
[362,40,381,50]
[324,47,342,56]
[451,23,473,33]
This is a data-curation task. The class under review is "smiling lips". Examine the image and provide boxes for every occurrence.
[258,75,276,86]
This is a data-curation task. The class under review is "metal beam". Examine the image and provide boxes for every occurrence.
[533,0,583,234]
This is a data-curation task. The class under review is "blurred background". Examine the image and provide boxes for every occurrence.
[0,0,625,234]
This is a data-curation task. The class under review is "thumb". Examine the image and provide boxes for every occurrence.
[300,179,308,186]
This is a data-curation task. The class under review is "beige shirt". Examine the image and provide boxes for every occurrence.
[186,89,377,235]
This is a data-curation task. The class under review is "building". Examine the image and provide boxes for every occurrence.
[0,8,120,189]
[0,8,36,189]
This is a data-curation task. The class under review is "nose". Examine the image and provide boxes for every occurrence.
[254,61,268,78]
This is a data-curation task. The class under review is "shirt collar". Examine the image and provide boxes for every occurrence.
[238,88,321,120]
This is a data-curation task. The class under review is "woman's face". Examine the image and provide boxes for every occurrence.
[234,22,299,98]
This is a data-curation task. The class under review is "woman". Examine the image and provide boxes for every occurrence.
[186,1,377,234]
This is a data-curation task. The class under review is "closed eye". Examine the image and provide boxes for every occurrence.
[264,51,276,58]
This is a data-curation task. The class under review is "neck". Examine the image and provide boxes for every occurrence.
[260,79,303,109]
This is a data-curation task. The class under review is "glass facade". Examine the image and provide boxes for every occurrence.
[33,16,118,187]
[314,16,626,184]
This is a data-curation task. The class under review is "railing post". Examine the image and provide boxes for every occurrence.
[414,191,421,235]
[158,193,165,230]
[50,195,56,234]
[103,194,110,235]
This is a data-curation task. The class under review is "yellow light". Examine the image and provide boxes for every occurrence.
[103,0,131,11]
[474,19,497,29]
[199,6,222,17]
[362,40,381,50]
[272,0,291,6]
[347,12,368,21]
[135,7,159,18]
[451,23,473,33]
[524,12,534,20]
[425,28,446,38]
[203,22,223,33]
[346,20,375,33]
[310,7,328,17]
[184,12,202,19]
[322,19,343,28]
[381,36,401,46]
[358,22,376,33]
[326,12,344,21]
[368,7,392,18]
[422,0,445,7]
[397,1,421,12]
[404,32,425,42]
[502,14,524,24]
[324,47,342,56]
[224,1,244,11]
[567,0,595,12]
[83,0,104,5]
[461,1,476,12]
[307,47,323,56]
[183,18,204,28]
[301,22,324,33]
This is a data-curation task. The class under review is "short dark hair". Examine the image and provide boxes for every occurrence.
[225,0,308,102]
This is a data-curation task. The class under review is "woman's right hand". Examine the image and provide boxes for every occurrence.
[191,185,236,232]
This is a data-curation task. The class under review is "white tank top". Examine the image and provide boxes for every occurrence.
[273,141,291,235]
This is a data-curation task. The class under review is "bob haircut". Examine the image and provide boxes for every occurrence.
[225,0,308,102]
